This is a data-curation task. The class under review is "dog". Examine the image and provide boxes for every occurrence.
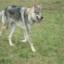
[0,5,43,52]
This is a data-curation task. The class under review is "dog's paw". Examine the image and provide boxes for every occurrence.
[31,47,36,52]
[21,39,27,43]
[9,42,14,46]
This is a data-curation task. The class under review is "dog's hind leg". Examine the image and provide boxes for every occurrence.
[8,23,16,46]
[0,11,6,36]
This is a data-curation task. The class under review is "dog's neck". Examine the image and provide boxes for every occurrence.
[26,7,34,24]
[27,7,34,15]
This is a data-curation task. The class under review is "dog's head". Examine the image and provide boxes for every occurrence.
[31,5,43,23]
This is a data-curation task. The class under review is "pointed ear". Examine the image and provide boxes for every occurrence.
[37,4,42,10]
[33,4,41,8]
[33,4,37,8]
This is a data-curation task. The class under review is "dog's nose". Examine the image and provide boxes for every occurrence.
[36,16,39,20]
[41,16,43,20]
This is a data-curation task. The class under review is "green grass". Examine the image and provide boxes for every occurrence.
[0,0,64,64]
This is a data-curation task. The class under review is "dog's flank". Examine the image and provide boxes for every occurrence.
[0,5,43,52]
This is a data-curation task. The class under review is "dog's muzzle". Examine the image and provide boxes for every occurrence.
[36,16,43,21]
[40,16,43,20]
[32,16,43,23]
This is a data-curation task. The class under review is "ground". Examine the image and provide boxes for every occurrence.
[0,0,64,64]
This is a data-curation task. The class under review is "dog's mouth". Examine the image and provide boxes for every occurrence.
[32,16,43,23]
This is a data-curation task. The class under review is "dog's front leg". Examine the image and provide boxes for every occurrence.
[25,24,36,52]
[21,8,36,52]
[26,31,36,52]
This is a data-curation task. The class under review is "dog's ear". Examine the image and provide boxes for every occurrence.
[33,4,42,9]
[33,4,42,11]
[33,4,37,8]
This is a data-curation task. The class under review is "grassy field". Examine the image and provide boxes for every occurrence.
[0,0,64,64]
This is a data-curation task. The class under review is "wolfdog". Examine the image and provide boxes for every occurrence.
[0,5,43,52]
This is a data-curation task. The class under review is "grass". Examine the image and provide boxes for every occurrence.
[0,0,64,64]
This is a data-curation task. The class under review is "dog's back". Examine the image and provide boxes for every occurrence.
[4,5,21,20]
